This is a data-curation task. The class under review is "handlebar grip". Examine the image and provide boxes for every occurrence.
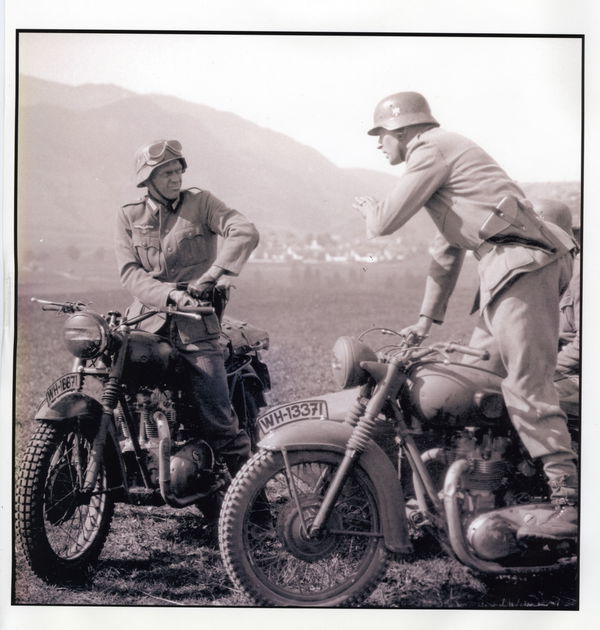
[446,343,490,360]
[176,304,215,315]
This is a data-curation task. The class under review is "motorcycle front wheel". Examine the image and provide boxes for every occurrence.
[16,420,115,584]
[219,449,389,607]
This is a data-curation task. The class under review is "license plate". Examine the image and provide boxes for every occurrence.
[258,400,328,435]
[45,373,81,406]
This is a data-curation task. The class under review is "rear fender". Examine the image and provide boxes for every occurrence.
[258,419,411,553]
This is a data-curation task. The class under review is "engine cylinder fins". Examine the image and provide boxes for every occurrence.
[459,457,509,491]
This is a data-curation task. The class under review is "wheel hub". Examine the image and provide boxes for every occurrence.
[276,497,341,561]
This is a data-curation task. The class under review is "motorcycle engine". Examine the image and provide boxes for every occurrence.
[445,429,557,561]
[447,428,511,514]
[115,386,181,487]
[169,440,215,498]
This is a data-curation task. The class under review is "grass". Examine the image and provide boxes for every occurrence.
[12,259,579,608]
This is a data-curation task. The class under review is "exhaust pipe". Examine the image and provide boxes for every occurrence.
[443,459,567,576]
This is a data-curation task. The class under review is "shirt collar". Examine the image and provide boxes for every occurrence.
[146,192,182,215]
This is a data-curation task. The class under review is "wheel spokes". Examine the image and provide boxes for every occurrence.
[43,430,107,559]
[244,461,379,596]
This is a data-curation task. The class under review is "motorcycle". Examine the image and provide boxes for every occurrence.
[16,295,270,584]
[218,327,578,607]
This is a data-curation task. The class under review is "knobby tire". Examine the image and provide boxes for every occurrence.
[16,421,115,584]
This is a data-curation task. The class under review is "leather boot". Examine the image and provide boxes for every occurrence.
[517,460,578,541]
[517,503,577,541]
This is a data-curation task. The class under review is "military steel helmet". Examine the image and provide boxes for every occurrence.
[534,198,574,236]
[367,92,439,136]
[134,139,188,188]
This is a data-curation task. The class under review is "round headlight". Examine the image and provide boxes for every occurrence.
[331,336,377,389]
[63,312,110,359]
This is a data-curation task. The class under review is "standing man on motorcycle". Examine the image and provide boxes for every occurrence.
[115,139,259,516]
[353,92,579,540]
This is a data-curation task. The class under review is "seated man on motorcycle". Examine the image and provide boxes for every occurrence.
[114,139,259,524]
[353,92,579,540]
[533,201,580,417]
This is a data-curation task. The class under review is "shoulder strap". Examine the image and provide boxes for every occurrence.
[121,198,146,209]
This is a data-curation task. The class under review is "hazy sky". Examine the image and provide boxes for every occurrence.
[18,32,582,182]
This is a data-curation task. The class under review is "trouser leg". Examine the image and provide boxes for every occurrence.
[462,319,506,376]
[483,259,577,503]
[178,339,251,465]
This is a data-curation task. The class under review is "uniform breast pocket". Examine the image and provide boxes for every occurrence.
[175,226,208,267]
[132,231,161,272]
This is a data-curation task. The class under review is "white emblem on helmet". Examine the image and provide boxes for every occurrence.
[391,106,401,116]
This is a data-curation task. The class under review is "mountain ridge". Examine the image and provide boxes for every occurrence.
[16,75,580,291]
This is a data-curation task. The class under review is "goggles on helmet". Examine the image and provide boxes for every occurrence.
[147,139,183,159]
[136,140,183,172]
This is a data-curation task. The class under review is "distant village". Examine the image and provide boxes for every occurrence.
[249,232,428,264]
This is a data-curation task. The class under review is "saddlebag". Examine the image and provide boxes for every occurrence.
[220,317,269,356]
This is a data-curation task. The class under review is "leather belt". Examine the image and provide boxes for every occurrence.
[473,236,555,261]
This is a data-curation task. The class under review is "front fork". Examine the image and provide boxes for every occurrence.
[83,330,130,493]
[307,362,406,535]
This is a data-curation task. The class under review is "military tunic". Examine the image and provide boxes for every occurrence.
[115,187,259,460]
[366,127,578,495]
[115,187,259,341]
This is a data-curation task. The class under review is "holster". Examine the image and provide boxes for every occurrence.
[479,196,578,256]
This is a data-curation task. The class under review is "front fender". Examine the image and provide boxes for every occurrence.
[35,392,104,422]
[258,419,411,554]
[35,392,127,500]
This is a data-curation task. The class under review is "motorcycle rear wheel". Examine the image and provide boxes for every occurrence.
[219,449,389,607]
[16,421,115,584]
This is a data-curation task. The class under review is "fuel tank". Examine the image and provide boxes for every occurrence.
[401,361,509,427]
[125,331,180,387]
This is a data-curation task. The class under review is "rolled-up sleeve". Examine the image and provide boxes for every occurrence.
[204,192,259,275]
[114,206,175,307]
[366,140,449,238]
[419,232,466,323]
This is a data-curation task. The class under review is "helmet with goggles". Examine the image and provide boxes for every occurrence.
[134,139,188,188]
[368,92,439,136]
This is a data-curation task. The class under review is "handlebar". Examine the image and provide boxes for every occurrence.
[32,296,216,324]
[444,343,490,361]
[380,335,490,365]
[31,297,87,313]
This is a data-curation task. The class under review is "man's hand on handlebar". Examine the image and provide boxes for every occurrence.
[400,315,433,346]
[168,290,198,309]
[187,269,221,301]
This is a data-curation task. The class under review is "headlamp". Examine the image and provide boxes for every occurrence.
[63,312,110,359]
[331,336,377,389]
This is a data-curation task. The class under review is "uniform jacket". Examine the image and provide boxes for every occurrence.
[556,255,580,375]
[365,127,577,321]
[115,187,259,341]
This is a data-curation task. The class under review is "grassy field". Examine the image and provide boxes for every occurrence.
[12,259,579,609]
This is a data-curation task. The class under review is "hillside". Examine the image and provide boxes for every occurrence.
[15,75,580,292]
